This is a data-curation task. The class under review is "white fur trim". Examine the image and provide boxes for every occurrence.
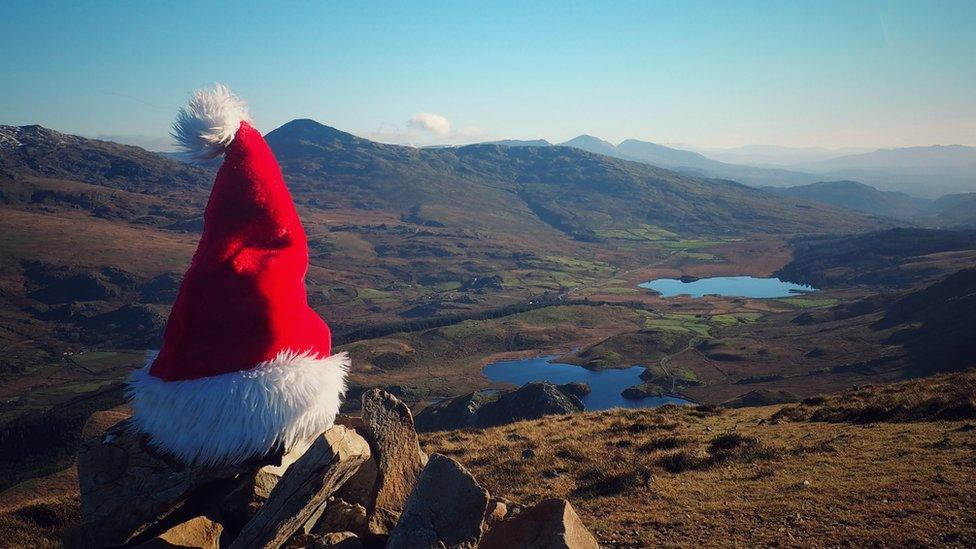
[127,350,348,466]
[171,83,252,160]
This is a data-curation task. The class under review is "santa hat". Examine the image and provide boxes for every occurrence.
[127,85,348,466]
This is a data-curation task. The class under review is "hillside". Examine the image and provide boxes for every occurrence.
[765,180,930,220]
[917,192,976,228]
[775,228,976,288]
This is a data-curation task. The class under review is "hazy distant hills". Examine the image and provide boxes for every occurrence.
[916,193,976,228]
[685,144,871,166]
[765,180,931,220]
[790,145,976,198]
[556,135,822,189]
[549,135,976,198]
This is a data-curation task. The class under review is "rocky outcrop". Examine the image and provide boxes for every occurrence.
[72,419,273,547]
[70,389,599,548]
[386,454,490,549]
[230,427,371,549]
[415,382,583,433]
[479,498,600,549]
[556,382,590,400]
[360,388,428,536]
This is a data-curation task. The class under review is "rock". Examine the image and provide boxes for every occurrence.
[386,454,490,549]
[679,274,700,283]
[80,407,131,442]
[360,389,427,536]
[218,466,289,529]
[521,448,536,460]
[415,383,583,433]
[73,419,271,548]
[330,415,381,509]
[414,391,491,432]
[484,499,508,528]
[230,426,371,549]
[556,382,590,400]
[306,498,368,536]
[134,515,223,549]
[287,531,361,549]
[621,382,664,400]
[318,531,362,548]
[479,498,599,549]
[218,441,315,529]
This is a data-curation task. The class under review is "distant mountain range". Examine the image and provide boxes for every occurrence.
[497,135,976,199]
[0,121,885,241]
[789,145,976,198]
[262,119,880,238]
[553,135,823,189]
[683,144,871,167]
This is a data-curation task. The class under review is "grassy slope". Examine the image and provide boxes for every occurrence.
[423,370,976,548]
[1,371,973,547]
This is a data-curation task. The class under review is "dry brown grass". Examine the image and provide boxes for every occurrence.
[3,375,974,548]
[423,396,976,547]
[773,369,976,423]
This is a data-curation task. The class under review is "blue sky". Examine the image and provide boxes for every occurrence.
[1,0,973,150]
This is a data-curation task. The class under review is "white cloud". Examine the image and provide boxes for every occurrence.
[406,112,451,136]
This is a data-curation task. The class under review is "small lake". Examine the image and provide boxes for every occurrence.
[639,276,816,298]
[483,355,693,411]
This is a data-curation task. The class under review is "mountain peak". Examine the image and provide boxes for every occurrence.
[264,119,368,155]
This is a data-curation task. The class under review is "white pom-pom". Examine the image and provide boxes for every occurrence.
[171,84,252,160]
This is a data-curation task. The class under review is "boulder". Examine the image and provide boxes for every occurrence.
[134,515,223,549]
[479,498,599,549]
[415,383,583,433]
[230,426,371,549]
[413,391,491,432]
[386,454,490,549]
[360,389,427,536]
[73,419,272,548]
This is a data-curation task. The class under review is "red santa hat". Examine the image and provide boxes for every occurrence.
[127,84,348,466]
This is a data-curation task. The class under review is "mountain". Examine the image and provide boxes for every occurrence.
[686,144,869,166]
[765,180,931,220]
[556,135,822,188]
[265,119,882,238]
[558,135,620,157]
[0,125,209,193]
[916,193,976,228]
[792,145,976,197]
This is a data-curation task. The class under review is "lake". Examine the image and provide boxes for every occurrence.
[483,355,693,411]
[639,275,817,298]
